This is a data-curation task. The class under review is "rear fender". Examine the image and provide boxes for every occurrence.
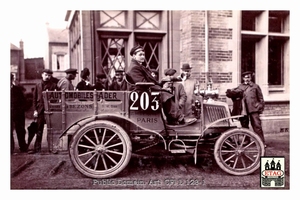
[59,113,167,149]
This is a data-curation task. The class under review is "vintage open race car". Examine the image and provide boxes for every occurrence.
[43,81,265,179]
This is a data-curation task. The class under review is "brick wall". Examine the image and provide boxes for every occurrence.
[179,10,289,134]
[262,102,290,117]
[208,10,234,78]
[180,11,234,84]
[180,10,205,75]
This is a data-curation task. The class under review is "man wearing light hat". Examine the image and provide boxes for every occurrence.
[227,71,266,147]
[57,68,78,91]
[180,63,199,117]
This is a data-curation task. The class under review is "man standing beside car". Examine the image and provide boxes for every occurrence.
[163,68,187,113]
[227,71,266,147]
[29,69,58,154]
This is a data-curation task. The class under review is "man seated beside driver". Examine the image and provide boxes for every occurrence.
[127,45,195,125]
[162,68,187,114]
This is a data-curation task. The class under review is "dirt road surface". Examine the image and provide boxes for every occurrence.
[10,130,290,190]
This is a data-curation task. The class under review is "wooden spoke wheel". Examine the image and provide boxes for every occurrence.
[69,120,132,178]
[214,128,265,176]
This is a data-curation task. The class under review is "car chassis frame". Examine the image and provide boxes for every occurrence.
[43,82,265,179]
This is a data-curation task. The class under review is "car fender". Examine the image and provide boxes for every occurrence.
[59,113,167,149]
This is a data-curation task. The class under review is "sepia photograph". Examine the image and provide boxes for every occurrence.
[4,0,298,198]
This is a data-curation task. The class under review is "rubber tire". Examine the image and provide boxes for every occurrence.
[69,120,132,178]
[214,128,265,176]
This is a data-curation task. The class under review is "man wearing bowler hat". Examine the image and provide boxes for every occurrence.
[76,68,93,90]
[29,69,58,154]
[127,45,188,125]
[180,63,199,117]
[57,68,78,91]
[227,71,266,147]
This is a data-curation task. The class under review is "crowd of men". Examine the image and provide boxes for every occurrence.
[11,45,266,155]
[11,66,129,154]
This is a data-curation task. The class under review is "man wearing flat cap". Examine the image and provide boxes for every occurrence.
[226,71,266,147]
[163,68,187,112]
[30,68,58,154]
[127,45,161,85]
[180,63,200,117]
[57,68,78,91]
[94,73,109,90]
[127,45,188,125]
[109,69,128,91]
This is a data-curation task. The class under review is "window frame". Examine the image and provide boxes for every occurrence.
[240,10,289,99]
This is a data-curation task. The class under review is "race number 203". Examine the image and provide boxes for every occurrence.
[129,91,160,111]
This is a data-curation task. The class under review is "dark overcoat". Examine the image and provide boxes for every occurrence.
[127,59,160,85]
[127,59,173,102]
[33,80,58,114]
[233,82,264,114]
[11,85,26,120]
[172,82,187,109]
[108,80,128,91]
[76,80,93,90]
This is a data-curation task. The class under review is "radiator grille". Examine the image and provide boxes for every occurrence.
[204,104,230,126]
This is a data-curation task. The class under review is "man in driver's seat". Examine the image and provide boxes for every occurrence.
[127,45,186,125]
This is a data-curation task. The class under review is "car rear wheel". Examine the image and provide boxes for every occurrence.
[69,120,132,178]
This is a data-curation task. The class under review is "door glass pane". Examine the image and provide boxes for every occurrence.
[136,40,160,70]
[100,38,126,82]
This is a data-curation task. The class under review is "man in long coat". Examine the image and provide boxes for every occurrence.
[127,45,185,125]
[30,69,58,153]
[227,71,265,146]
[180,63,199,117]
[11,73,27,153]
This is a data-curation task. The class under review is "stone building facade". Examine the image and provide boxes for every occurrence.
[65,10,290,134]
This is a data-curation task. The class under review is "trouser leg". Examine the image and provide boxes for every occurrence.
[163,97,183,124]
[34,114,45,152]
[249,112,265,144]
[238,115,252,144]
[11,120,15,154]
[239,115,249,128]
[15,114,27,151]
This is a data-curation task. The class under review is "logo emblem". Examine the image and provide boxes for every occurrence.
[260,156,285,187]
